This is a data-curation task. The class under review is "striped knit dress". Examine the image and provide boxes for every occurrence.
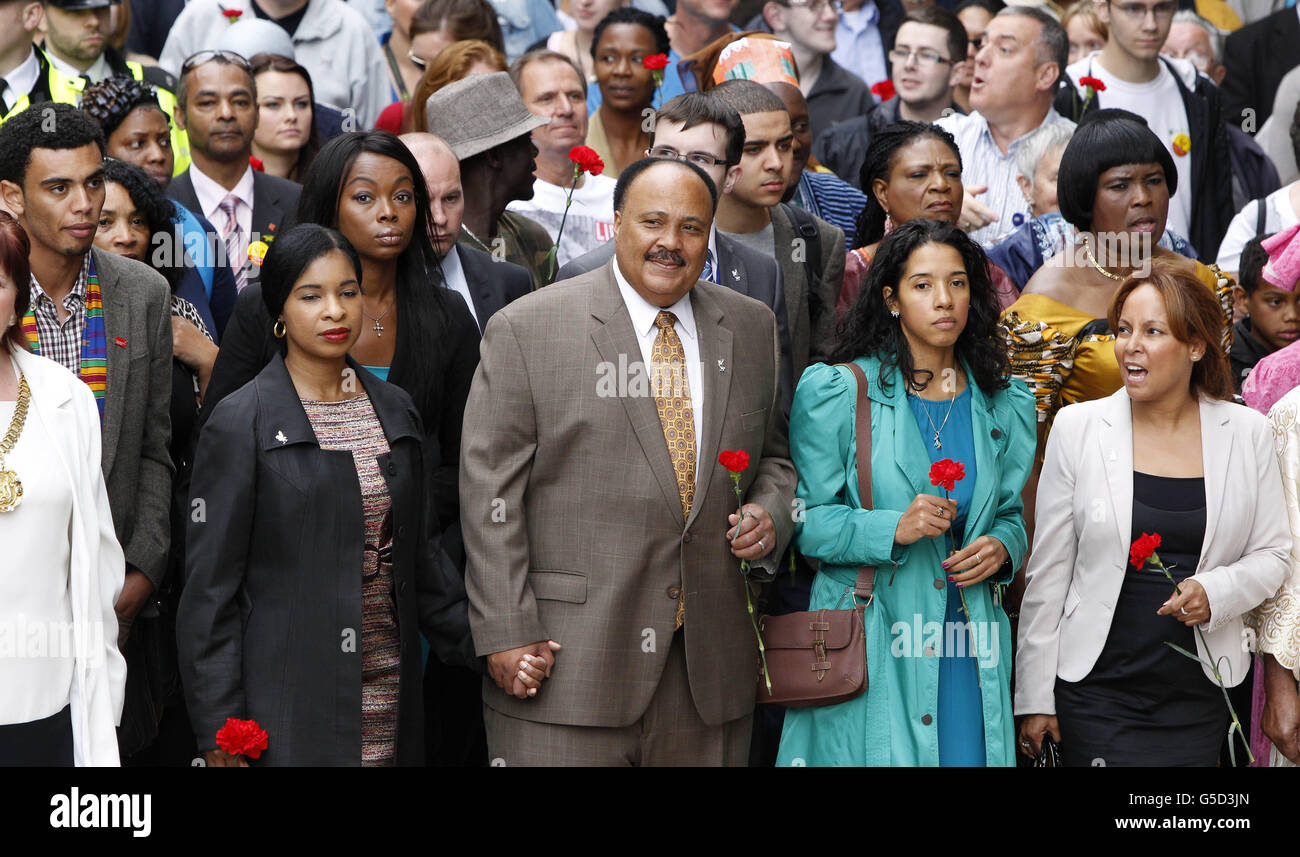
[301,394,401,766]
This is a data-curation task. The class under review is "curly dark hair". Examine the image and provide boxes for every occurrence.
[854,121,962,250]
[830,219,1009,396]
[591,7,671,59]
[102,158,185,291]
[80,76,165,139]
[0,102,105,187]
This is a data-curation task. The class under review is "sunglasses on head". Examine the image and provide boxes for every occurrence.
[181,49,252,75]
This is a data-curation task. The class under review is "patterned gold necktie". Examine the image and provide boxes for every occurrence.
[652,310,695,629]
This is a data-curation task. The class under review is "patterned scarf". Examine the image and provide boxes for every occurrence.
[21,256,107,419]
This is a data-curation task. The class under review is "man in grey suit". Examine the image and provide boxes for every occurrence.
[712,79,845,375]
[0,104,173,754]
[558,92,796,413]
[461,157,797,765]
[165,50,301,292]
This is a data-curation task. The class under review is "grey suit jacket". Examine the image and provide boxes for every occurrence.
[95,249,175,588]
[768,204,845,375]
[460,261,797,728]
[166,168,302,246]
[556,232,795,412]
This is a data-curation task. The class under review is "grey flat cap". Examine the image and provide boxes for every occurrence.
[214,20,297,61]
[424,72,550,161]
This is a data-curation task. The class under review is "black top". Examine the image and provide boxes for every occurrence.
[1055,472,1226,766]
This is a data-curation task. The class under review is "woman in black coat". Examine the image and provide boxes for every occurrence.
[178,225,474,766]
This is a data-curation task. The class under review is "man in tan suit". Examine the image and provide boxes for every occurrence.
[460,157,797,765]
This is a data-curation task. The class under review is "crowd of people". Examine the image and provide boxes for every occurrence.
[2,0,1300,768]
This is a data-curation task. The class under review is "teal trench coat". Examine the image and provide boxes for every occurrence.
[776,356,1036,766]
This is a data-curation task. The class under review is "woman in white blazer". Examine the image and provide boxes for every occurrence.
[1016,260,1291,766]
[0,213,126,766]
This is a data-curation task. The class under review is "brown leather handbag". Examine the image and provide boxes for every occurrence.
[756,362,874,708]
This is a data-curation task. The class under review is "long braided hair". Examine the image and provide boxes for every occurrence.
[854,121,962,250]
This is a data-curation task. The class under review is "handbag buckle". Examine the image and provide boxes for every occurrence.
[811,610,830,680]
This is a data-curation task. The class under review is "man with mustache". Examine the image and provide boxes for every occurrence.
[713,78,845,372]
[506,50,617,269]
[461,156,796,765]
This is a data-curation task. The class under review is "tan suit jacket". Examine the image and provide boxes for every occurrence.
[460,260,797,728]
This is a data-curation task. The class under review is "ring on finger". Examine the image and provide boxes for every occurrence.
[974,552,981,564]
[758,539,766,552]
[1180,607,1188,615]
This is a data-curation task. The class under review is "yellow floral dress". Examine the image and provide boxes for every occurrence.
[999,261,1234,442]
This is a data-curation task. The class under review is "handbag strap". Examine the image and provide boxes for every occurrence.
[841,362,876,601]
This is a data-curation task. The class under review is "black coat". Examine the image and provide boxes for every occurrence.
[178,354,475,765]
[1221,6,1300,133]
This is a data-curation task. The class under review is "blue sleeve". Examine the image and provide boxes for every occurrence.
[791,363,910,569]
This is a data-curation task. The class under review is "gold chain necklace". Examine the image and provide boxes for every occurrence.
[0,370,31,513]
[1081,236,1123,281]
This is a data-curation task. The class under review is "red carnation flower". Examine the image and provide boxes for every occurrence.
[249,155,265,172]
[215,717,269,759]
[928,459,965,493]
[870,80,896,101]
[568,145,604,176]
[1129,532,1162,570]
[718,449,750,474]
[1078,75,1106,92]
[221,6,242,21]
[643,53,670,71]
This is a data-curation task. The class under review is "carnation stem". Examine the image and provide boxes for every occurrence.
[547,165,581,281]
[732,475,772,694]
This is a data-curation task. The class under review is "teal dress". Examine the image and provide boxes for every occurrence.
[776,357,1036,766]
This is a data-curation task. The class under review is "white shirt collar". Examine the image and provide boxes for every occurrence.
[1,47,40,108]
[612,257,697,345]
[46,50,111,85]
[188,163,256,221]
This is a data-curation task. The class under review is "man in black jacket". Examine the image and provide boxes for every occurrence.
[1054,0,1233,260]
[1221,4,1300,133]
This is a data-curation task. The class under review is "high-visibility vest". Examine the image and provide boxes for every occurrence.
[124,60,191,177]
[0,48,81,125]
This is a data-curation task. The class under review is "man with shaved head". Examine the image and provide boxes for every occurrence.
[460,156,796,766]
[401,132,532,334]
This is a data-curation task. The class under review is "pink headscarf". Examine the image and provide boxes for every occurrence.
[1262,222,1300,291]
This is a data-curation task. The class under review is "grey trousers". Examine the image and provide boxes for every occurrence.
[483,632,752,766]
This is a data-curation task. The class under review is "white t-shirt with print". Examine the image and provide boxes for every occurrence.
[508,173,617,268]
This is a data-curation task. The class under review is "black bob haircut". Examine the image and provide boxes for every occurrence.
[260,223,363,323]
[591,7,671,59]
[0,102,105,187]
[1057,108,1178,233]
[831,218,1009,396]
[613,156,719,213]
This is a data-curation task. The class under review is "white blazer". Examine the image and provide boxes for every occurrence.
[9,347,126,765]
[1015,388,1291,716]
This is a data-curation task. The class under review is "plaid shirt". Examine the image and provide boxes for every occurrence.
[28,256,92,376]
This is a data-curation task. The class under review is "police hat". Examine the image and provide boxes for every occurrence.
[43,0,123,10]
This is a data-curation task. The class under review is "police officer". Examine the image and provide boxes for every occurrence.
[37,0,190,173]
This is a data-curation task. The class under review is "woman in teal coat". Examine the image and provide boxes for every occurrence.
[777,220,1036,766]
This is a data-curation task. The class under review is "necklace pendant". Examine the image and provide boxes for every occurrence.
[0,469,22,513]
[933,431,942,450]
[372,320,384,337]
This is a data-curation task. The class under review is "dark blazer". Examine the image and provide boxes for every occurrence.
[179,355,473,765]
[166,168,302,247]
[194,280,481,539]
[95,249,175,588]
[806,57,877,143]
[455,243,534,333]
[556,233,796,413]
[769,204,846,376]
[1221,6,1300,132]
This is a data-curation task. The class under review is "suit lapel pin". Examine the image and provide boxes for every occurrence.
[730,268,739,281]
[275,430,288,444]
[717,359,726,372]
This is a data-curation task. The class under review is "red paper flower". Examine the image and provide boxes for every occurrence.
[643,53,670,71]
[870,80,896,101]
[568,145,604,176]
[1078,76,1106,92]
[215,717,268,759]
[718,449,750,473]
[249,155,265,172]
[928,459,965,493]
[1129,532,1162,570]
[221,6,242,22]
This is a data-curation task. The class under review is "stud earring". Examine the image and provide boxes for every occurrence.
[890,309,900,319]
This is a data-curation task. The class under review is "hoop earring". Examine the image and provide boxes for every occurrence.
[273,320,286,339]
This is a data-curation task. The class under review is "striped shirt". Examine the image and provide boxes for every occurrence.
[794,169,870,239]
[28,256,91,376]
[937,108,1075,247]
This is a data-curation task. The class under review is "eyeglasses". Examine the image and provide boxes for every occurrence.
[181,49,251,75]
[888,47,953,67]
[646,146,728,168]
[780,0,843,14]
[1111,1,1178,22]
[409,50,428,71]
